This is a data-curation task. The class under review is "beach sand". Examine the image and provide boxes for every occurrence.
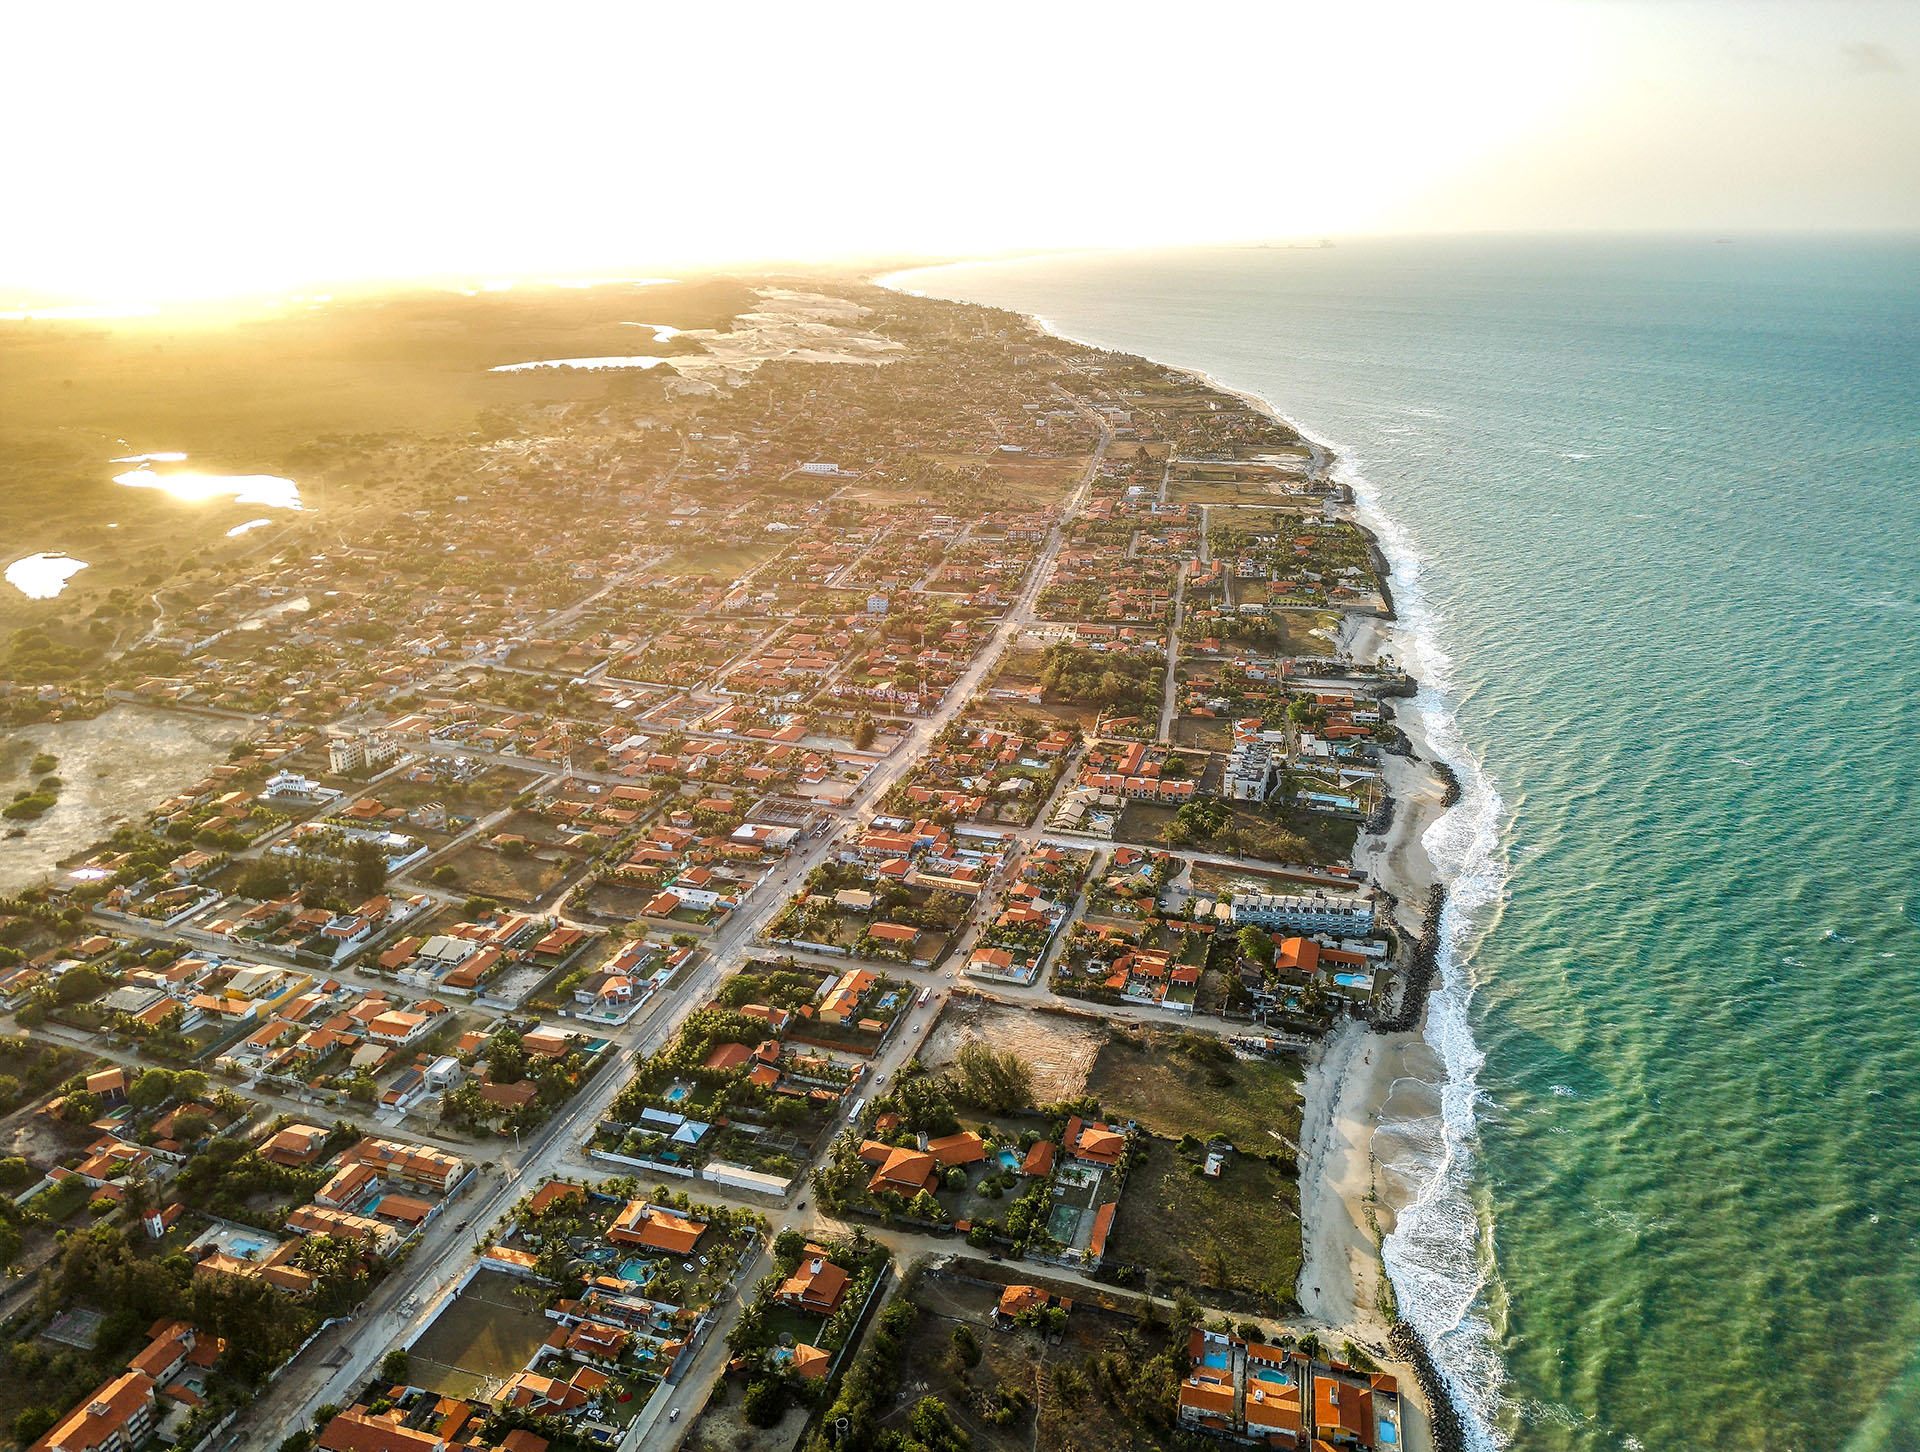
[1298,620,1448,1314]
[929,320,1458,1442]
[1294,608,1453,1449]
[1361,704,1447,937]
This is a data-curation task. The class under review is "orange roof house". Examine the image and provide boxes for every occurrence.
[523,1180,587,1217]
[1064,1116,1126,1166]
[499,1372,586,1415]
[997,1284,1048,1318]
[702,1042,751,1072]
[564,1321,630,1362]
[926,1131,988,1168]
[261,1124,329,1166]
[31,1371,157,1452]
[1087,1201,1118,1260]
[1245,1372,1303,1441]
[864,1146,938,1197]
[608,1201,706,1254]
[315,1410,448,1452]
[1314,1376,1374,1443]
[777,1247,850,1313]
[1177,1374,1238,1430]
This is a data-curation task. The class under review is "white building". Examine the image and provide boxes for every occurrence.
[328,732,402,775]
[1224,740,1277,802]
[1230,892,1375,937]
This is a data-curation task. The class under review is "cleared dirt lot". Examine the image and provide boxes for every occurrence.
[919,996,1107,1104]
[408,1271,553,1398]
[684,1392,810,1452]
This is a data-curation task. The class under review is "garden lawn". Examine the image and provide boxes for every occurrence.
[1107,1138,1302,1309]
[1085,1024,1302,1151]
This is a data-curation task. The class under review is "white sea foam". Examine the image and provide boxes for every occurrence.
[875,267,1513,1445]
[1353,457,1511,1451]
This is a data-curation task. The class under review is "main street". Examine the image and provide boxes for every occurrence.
[257,408,1112,1443]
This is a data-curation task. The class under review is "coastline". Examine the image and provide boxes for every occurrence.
[878,265,1488,1449]
[1297,655,1450,1336]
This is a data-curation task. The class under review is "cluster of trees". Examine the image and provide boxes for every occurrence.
[441,1030,589,1135]
[1039,1293,1206,1433]
[235,835,386,908]
[801,1286,917,1452]
[1033,643,1163,714]
[0,1036,87,1109]
[2,626,100,685]
[61,824,211,898]
[716,968,820,1014]
[6,1219,347,1439]
[602,1006,826,1152]
[175,1124,354,1227]
[967,1176,1054,1255]
[732,1233,890,1423]
[14,963,119,1029]
[944,1040,1032,1115]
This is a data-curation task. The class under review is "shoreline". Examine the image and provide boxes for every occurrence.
[876,266,1483,1449]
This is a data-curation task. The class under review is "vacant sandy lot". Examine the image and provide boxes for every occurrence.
[920,997,1106,1103]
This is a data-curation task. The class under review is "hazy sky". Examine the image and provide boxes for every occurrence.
[6,0,1915,299]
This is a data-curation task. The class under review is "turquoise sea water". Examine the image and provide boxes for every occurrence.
[891,238,1920,1452]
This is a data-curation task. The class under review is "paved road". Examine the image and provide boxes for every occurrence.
[256,407,1114,1442]
[1159,558,1188,745]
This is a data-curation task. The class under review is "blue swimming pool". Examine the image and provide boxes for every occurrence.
[1379,1422,1398,1445]
[996,1147,1021,1170]
[664,1084,690,1103]
[1333,972,1370,988]
[618,1257,651,1283]
[1201,1350,1230,1371]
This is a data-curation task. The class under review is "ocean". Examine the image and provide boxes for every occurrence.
[888,237,1920,1452]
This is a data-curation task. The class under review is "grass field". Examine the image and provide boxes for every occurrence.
[1107,1138,1302,1310]
[435,843,569,904]
[1085,1023,1303,1151]
[1272,608,1343,657]
[1168,478,1318,507]
[409,1272,554,1394]
[1187,859,1358,897]
[663,536,788,578]
[901,1267,1180,1452]
[1172,715,1234,752]
[914,451,1090,502]
[1116,799,1358,867]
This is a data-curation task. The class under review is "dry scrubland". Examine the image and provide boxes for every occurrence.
[919,998,1106,1103]
[0,280,755,627]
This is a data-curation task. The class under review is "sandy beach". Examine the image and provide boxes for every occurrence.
[890,299,1465,1441]
[1289,607,1454,1449]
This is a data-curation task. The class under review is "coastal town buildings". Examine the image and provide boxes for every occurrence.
[0,275,1428,1450]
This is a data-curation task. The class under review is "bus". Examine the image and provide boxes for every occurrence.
[917,988,932,1008]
